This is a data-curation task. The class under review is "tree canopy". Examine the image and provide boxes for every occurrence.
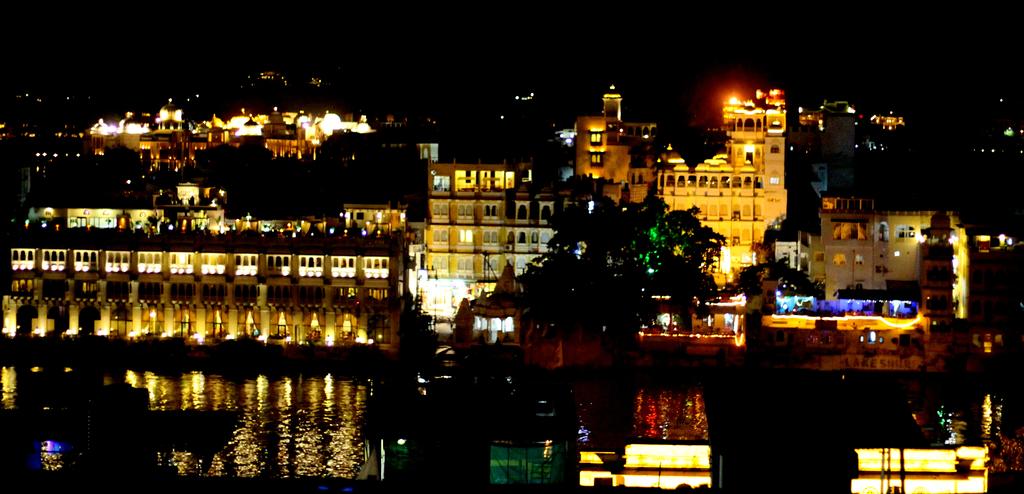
[737,259,823,299]
[521,192,723,342]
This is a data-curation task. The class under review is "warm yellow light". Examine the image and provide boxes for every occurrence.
[319,113,344,136]
[580,451,609,464]
[716,244,733,276]
[769,314,923,330]
[624,444,711,469]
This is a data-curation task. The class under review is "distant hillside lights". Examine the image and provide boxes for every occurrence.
[86,102,375,162]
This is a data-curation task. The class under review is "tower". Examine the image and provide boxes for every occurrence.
[602,85,622,121]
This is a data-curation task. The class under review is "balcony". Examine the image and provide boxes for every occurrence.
[298,266,323,278]
[201,264,227,275]
[364,268,389,279]
[332,267,356,278]
[138,263,162,274]
[169,265,194,275]
[12,260,35,271]
[41,261,66,272]
[105,262,130,273]
[235,266,258,276]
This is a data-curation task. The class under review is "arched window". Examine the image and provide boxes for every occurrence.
[541,206,551,220]
[744,118,755,130]
[531,232,539,243]
[517,205,527,219]
[698,176,708,188]
[743,177,753,188]
[507,232,515,244]
[666,175,675,187]
[732,176,742,188]
[518,232,526,244]
[709,177,718,188]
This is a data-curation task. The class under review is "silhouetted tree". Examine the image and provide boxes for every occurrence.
[522,190,723,346]
[398,295,436,368]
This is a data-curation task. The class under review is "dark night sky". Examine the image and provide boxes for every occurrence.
[2,10,1019,129]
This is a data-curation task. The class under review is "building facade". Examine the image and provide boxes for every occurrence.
[657,90,787,279]
[423,162,554,319]
[3,229,407,349]
[574,86,658,193]
[817,196,964,303]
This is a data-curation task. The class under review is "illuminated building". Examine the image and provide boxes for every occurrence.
[575,86,658,196]
[580,443,711,489]
[657,89,787,279]
[423,161,554,320]
[869,112,905,131]
[958,219,1024,354]
[86,103,374,168]
[852,447,987,494]
[2,221,408,348]
[818,197,965,304]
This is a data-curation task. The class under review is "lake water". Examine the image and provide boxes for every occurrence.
[2,367,1022,477]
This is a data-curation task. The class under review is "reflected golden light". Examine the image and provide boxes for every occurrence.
[1,366,16,409]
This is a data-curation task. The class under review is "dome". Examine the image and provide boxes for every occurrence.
[268,107,285,125]
[661,144,685,164]
[159,99,183,122]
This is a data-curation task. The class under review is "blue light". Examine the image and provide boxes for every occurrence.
[40,440,67,453]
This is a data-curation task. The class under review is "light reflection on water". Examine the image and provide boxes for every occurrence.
[7,366,1024,475]
[574,378,708,451]
[1,367,16,409]
[119,369,368,478]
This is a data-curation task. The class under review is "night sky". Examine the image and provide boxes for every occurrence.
[4,11,1018,129]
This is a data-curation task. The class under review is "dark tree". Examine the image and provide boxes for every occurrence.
[521,191,723,346]
[398,295,436,368]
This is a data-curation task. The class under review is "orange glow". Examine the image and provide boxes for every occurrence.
[768,314,923,330]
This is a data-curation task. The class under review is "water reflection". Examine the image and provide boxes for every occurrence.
[901,377,1024,472]
[118,370,369,478]
[633,386,707,441]
[1,366,16,409]
[575,377,708,451]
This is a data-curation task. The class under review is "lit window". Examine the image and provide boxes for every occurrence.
[589,152,604,166]
[432,175,451,192]
[896,225,917,239]
[769,176,780,185]
[833,253,847,266]
[589,131,603,145]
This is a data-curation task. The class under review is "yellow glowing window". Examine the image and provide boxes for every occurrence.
[589,131,603,145]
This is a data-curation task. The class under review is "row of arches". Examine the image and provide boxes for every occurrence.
[12,304,385,343]
[14,305,101,335]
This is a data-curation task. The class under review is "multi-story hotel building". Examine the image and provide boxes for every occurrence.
[575,86,658,197]
[3,227,407,349]
[817,196,963,304]
[423,162,554,319]
[657,90,787,279]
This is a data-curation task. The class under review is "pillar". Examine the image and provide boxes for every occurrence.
[227,307,238,339]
